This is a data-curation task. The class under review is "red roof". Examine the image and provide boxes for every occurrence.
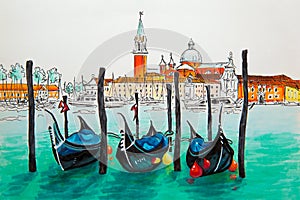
[237,74,300,89]
[0,84,59,91]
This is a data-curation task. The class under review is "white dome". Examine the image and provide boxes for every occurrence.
[180,39,202,63]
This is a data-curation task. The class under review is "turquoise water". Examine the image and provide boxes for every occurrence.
[1,105,300,199]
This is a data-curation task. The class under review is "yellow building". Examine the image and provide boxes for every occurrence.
[285,86,299,104]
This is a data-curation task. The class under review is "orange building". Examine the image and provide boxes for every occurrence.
[0,84,59,102]
[237,75,300,104]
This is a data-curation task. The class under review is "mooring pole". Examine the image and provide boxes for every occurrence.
[173,72,181,171]
[98,67,107,174]
[26,60,36,172]
[62,95,68,139]
[135,92,139,139]
[166,84,172,152]
[238,50,249,178]
[205,85,212,141]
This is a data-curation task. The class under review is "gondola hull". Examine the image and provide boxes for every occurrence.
[116,113,169,173]
[186,132,234,176]
[55,141,100,171]
[46,110,101,171]
[116,141,168,173]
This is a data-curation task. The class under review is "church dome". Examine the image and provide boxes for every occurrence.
[180,39,202,64]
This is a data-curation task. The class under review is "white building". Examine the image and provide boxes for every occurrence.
[220,52,239,100]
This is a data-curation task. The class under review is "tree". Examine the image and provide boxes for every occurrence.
[8,63,25,101]
[9,63,25,84]
[0,64,7,101]
[33,67,46,85]
[75,82,83,93]
[47,67,61,84]
[0,64,7,82]
[65,82,74,97]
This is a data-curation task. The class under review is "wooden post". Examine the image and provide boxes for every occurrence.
[205,85,212,141]
[173,72,181,171]
[166,84,172,152]
[97,67,107,174]
[62,95,68,139]
[26,60,36,172]
[238,50,249,178]
[135,92,139,139]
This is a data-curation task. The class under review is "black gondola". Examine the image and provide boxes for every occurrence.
[186,106,234,177]
[116,113,170,173]
[45,109,101,171]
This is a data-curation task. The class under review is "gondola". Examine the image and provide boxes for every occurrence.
[186,106,234,177]
[116,113,170,173]
[45,109,101,171]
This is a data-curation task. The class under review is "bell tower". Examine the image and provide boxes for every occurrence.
[133,11,148,78]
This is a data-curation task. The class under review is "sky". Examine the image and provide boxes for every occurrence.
[0,0,300,82]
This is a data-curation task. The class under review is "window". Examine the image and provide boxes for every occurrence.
[251,94,254,99]
[251,86,255,92]
[274,87,278,92]
[268,88,272,92]
[275,94,279,98]
[268,94,273,99]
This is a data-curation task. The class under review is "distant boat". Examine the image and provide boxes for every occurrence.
[184,96,242,111]
[69,96,126,108]
[45,109,101,171]
[139,96,164,106]
[144,106,167,112]
[104,96,126,108]
[116,113,169,173]
[186,106,234,177]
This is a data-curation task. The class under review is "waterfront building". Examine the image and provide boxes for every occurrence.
[237,75,300,104]
[0,84,59,102]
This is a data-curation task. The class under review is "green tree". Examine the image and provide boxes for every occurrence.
[65,82,73,96]
[47,67,61,84]
[0,64,7,101]
[9,63,25,84]
[33,67,46,85]
[75,82,83,93]
[8,63,25,101]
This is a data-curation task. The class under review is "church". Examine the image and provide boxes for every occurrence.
[112,12,239,101]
